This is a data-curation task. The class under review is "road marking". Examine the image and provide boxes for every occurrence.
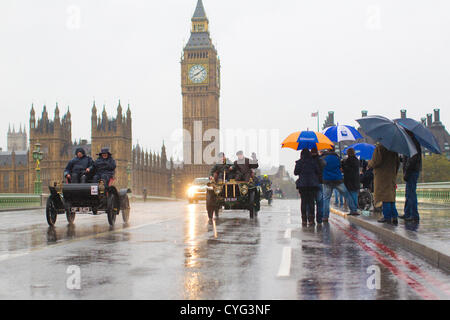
[331,220,439,300]
[277,246,292,277]
[331,217,450,297]
[0,217,179,263]
[284,228,291,239]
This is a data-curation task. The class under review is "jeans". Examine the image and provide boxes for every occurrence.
[349,191,358,210]
[333,189,344,205]
[323,183,358,219]
[382,202,399,219]
[307,184,324,223]
[404,171,420,219]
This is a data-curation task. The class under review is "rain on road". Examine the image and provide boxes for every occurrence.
[0,199,448,299]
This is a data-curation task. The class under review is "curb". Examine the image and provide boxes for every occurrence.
[330,207,450,273]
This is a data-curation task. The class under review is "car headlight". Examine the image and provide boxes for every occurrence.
[240,184,248,195]
[214,185,223,195]
[187,186,197,198]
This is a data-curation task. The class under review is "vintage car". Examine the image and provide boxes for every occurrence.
[45,179,131,227]
[206,177,261,219]
[187,177,209,203]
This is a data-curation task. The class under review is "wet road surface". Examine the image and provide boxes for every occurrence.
[0,200,448,299]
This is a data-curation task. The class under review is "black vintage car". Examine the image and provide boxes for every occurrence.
[45,180,131,226]
[206,177,261,219]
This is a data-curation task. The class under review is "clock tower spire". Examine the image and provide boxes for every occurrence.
[181,0,221,179]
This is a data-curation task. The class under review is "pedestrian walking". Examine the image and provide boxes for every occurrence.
[294,148,320,226]
[342,148,360,211]
[321,147,359,222]
[368,143,400,224]
[399,132,422,222]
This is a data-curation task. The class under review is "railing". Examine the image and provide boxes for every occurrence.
[396,182,450,204]
[0,194,42,209]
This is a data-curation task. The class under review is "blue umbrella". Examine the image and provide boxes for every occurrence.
[322,124,363,142]
[394,118,441,154]
[343,143,375,160]
[356,115,418,157]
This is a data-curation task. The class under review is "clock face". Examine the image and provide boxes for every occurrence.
[188,64,207,83]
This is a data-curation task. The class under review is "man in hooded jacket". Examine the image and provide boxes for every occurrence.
[64,148,94,183]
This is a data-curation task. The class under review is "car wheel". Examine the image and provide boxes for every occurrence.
[206,191,216,220]
[121,195,130,223]
[65,202,75,224]
[106,192,119,226]
[46,197,58,226]
[249,191,255,219]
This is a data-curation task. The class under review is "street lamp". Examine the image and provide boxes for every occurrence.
[32,143,43,194]
[126,162,132,191]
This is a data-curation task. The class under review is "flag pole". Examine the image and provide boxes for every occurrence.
[317,110,319,132]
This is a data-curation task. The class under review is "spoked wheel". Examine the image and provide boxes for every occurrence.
[206,191,215,220]
[249,191,256,219]
[46,197,58,226]
[214,207,220,219]
[121,195,130,223]
[106,192,120,226]
[65,202,75,224]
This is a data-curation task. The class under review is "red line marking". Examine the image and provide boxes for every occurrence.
[331,217,450,297]
[330,221,439,300]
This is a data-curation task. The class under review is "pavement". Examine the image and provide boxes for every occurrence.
[0,199,449,300]
[330,202,450,272]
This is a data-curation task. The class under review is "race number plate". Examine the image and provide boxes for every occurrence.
[91,186,98,195]
[224,198,237,202]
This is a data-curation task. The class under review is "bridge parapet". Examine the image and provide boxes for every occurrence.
[0,194,42,209]
[396,182,450,204]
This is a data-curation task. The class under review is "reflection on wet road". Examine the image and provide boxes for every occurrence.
[0,200,448,299]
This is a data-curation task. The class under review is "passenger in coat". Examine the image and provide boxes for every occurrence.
[64,148,94,183]
[294,148,320,226]
[230,151,259,182]
[342,148,360,211]
[92,148,116,184]
[368,143,400,224]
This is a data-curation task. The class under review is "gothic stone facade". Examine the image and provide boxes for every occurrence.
[181,0,221,182]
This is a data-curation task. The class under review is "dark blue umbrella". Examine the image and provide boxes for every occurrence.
[343,143,375,160]
[394,118,441,154]
[356,115,418,157]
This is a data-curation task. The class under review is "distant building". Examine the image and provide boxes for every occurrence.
[7,124,27,151]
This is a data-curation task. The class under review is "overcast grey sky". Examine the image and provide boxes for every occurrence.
[1,0,449,173]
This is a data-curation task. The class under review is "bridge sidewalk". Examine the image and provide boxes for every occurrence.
[330,204,450,273]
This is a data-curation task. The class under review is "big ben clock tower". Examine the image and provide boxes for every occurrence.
[181,0,221,179]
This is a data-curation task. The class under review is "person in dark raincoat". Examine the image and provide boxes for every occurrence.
[294,148,320,226]
[230,151,259,182]
[210,152,232,182]
[64,147,94,183]
[342,148,361,211]
[92,148,116,184]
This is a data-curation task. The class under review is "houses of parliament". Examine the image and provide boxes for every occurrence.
[0,0,218,196]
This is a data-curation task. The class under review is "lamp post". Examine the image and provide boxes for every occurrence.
[126,162,132,191]
[32,143,43,194]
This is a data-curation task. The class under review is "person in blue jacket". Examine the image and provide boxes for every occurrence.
[92,148,116,184]
[64,148,93,183]
[321,147,359,222]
